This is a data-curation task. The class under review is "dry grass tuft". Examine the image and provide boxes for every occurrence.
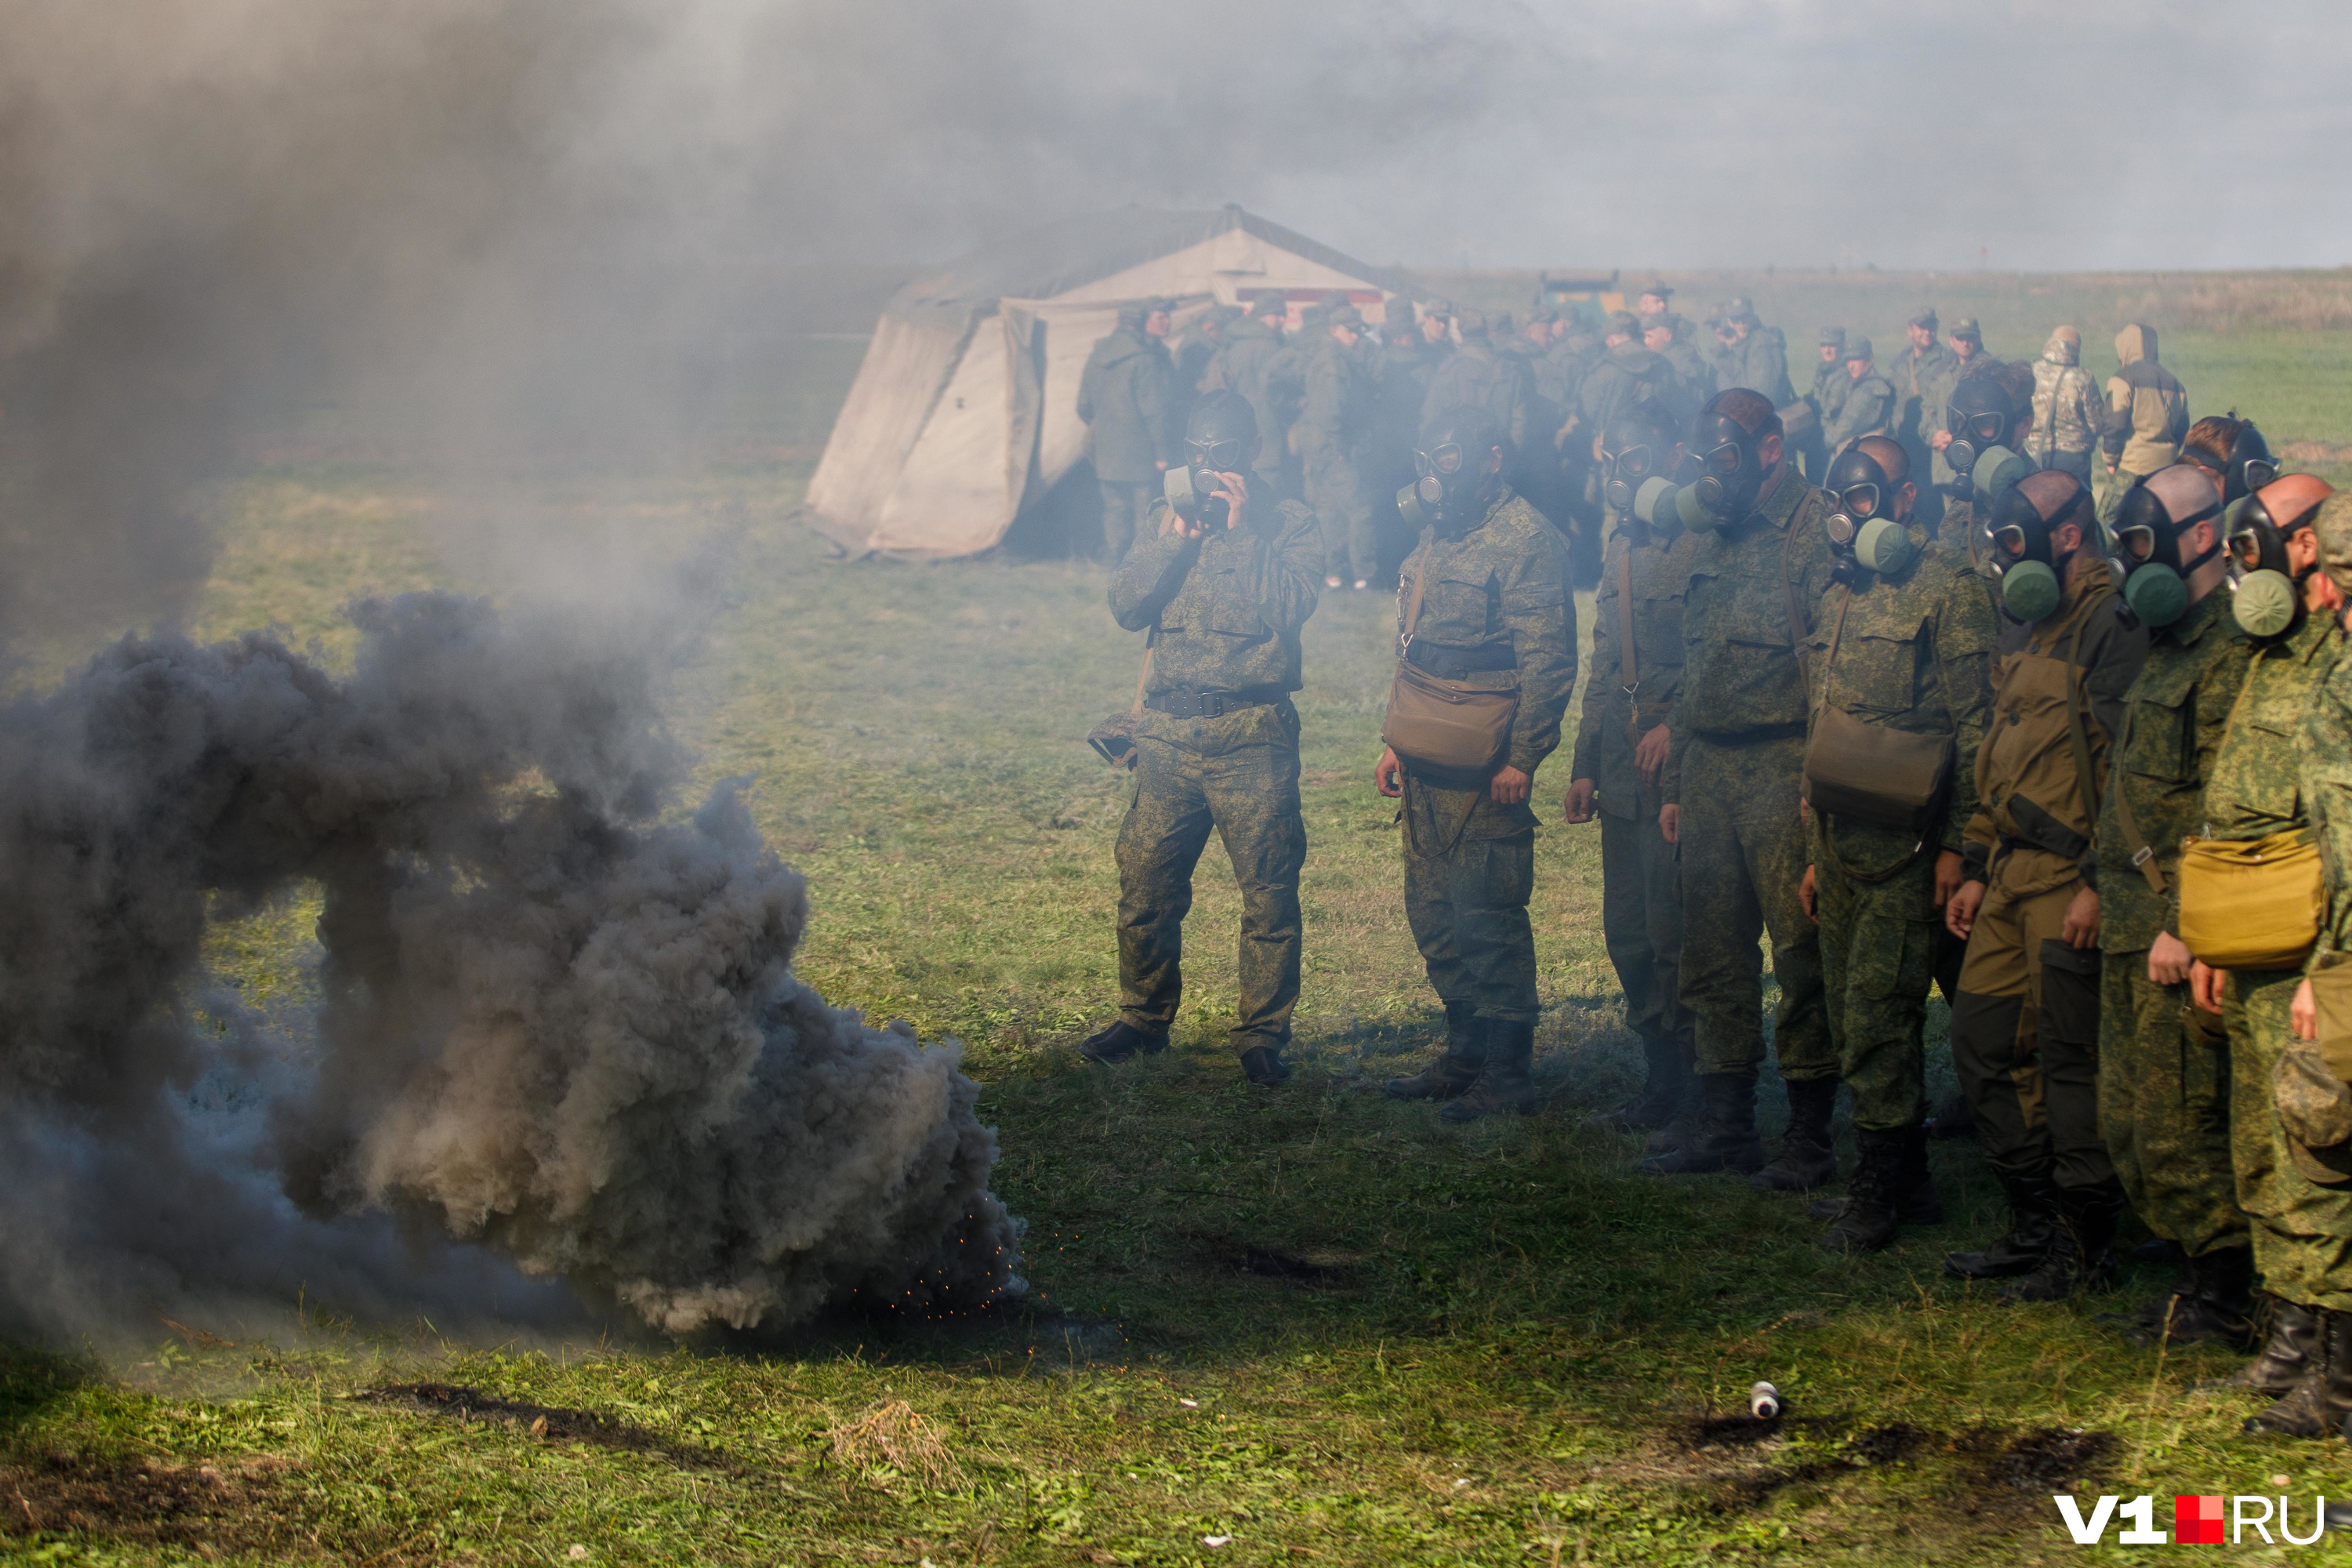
[827,1399,961,1487]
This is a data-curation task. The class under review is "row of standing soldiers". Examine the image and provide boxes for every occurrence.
[1081,347,2352,1445]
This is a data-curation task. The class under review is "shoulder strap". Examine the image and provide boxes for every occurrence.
[1130,641,1154,716]
[1810,584,1853,720]
[1615,536,1639,695]
[2108,691,2167,895]
[1401,539,1434,644]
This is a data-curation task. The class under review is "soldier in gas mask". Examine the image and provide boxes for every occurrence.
[1936,362,2038,573]
[1941,472,2149,1299]
[1794,437,1998,1250]
[2186,475,2352,1432]
[1379,405,1579,1123]
[1090,391,1326,1086]
[2096,462,2260,1343]
[1565,407,1694,1142]
[1640,389,1841,1185]
[2180,414,2278,507]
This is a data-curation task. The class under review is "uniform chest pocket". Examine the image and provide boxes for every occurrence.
[2122,687,2195,783]
[1637,597,1686,667]
[1165,574,1267,639]
[2233,713,2303,818]
[1418,570,1497,641]
[1834,630,1926,717]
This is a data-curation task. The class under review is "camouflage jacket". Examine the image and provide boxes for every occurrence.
[1201,318,1290,468]
[1110,499,1323,696]
[1899,343,1965,488]
[2029,355,2105,466]
[1420,343,1530,452]
[1395,487,1578,775]
[2093,587,2256,952]
[1076,327,1177,482]
[1809,354,1852,427]
[1962,563,2146,894]
[1805,535,1999,856]
[1824,369,1899,452]
[1577,342,1673,441]
[2205,611,2338,843]
[1713,326,1795,407]
[1299,334,1374,459]
[1570,521,1685,818]
[1663,465,1838,799]
[2296,626,2352,953]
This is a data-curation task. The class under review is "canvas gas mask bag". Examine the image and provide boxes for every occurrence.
[1799,583,1957,833]
[1381,541,1519,772]
[2176,654,2324,970]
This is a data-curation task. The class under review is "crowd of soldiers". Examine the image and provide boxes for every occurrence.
[1078,285,2352,1445]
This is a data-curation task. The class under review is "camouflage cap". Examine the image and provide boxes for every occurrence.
[1819,325,1846,348]
[2314,491,2352,597]
[1722,295,1759,323]
[1846,334,1874,361]
[1525,306,1559,325]
[2274,1039,2352,1185]
[1948,316,1982,343]
[1908,307,1939,330]
[1454,308,1490,338]
[1604,309,1641,338]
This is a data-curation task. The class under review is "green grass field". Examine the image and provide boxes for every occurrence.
[9,273,2352,1566]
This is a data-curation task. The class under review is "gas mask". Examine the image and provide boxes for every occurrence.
[1822,442,1916,582]
[1984,474,2089,623]
[1164,394,1260,531]
[1600,413,1679,536]
[2113,467,2224,630]
[2221,420,2276,504]
[1942,379,2033,508]
[1402,407,1505,535]
[1687,408,1768,525]
[2223,473,2336,638]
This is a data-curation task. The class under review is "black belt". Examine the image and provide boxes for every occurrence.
[1145,684,1286,720]
[1405,639,1516,679]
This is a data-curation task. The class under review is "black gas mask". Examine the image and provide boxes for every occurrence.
[1943,377,2023,481]
[1687,409,1766,524]
[2114,470,2224,629]
[1599,412,1677,520]
[1821,442,1917,583]
[1163,392,1260,531]
[2220,420,2276,503]
[1984,474,2090,622]
[1402,405,1505,535]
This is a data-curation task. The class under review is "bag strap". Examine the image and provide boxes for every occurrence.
[1401,539,1433,646]
[2109,694,2168,895]
[1615,535,1639,697]
[1811,584,1853,723]
[1131,641,1154,717]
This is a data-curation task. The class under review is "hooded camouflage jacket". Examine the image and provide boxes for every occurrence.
[2093,586,2256,951]
[2028,335,2105,466]
[1805,535,1999,858]
[2101,325,2190,474]
[1077,327,1177,482]
[1395,486,1579,776]
[1571,520,1685,819]
[2295,625,2352,953]
[1110,499,1323,697]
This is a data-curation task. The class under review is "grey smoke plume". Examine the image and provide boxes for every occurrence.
[0,593,1022,1338]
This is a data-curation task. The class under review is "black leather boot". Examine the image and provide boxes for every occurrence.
[1640,1073,1765,1175]
[1587,1033,1691,1131]
[1441,1018,1537,1123]
[1751,1075,1840,1192]
[1944,1173,2060,1280]
[2209,1298,2323,1396]
[2004,1183,2122,1305]
[1811,1128,1944,1225]
[2124,1245,2259,1348]
[1643,1055,1705,1155]
[2245,1308,2352,1438]
[1386,1003,1483,1101]
[1925,1089,1977,1140]
[1820,1127,1914,1254]
[1080,1018,1168,1065]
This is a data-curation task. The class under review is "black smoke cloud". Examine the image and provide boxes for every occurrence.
[0,593,1020,1341]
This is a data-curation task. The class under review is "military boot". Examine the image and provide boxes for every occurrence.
[2207,1298,2323,1396]
[1643,1057,1706,1155]
[1813,1126,1944,1225]
[1079,1019,1168,1065]
[1943,1174,2060,1280]
[1820,1126,1915,1254]
[1639,1073,1765,1175]
[2122,1245,2259,1348]
[1751,1076,1840,1192]
[2003,1183,2122,1305]
[2245,1309,2352,1439]
[1440,1019,1537,1123]
[1925,1089,1977,1141]
[1586,1033,1691,1132]
[1385,1004,1484,1101]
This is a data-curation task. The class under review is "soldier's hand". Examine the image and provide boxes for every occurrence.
[1931,430,1952,451]
[1799,865,1817,923]
[1563,779,1597,823]
[1944,879,1987,941]
[1490,765,1531,806]
[1209,470,1249,531]
[2294,977,2319,1041]
[1932,850,1965,913]
[1633,724,1671,787]
[2148,930,2194,987]
[2060,886,2100,948]
[1374,746,1405,798]
[2189,960,2226,1016]
[1659,803,1679,844]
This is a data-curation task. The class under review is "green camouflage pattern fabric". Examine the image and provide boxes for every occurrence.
[1116,700,1307,1052]
[1300,334,1377,580]
[1710,325,1795,407]
[1571,522,1685,821]
[1892,339,1960,479]
[2101,949,2249,1256]
[1577,341,1675,441]
[1600,803,1687,1049]
[1420,342,1530,452]
[1809,350,1852,428]
[2227,962,2352,1308]
[1812,829,1940,1128]
[2094,587,2256,953]
[1076,325,1177,482]
[1393,488,1579,775]
[1200,315,1291,488]
[1400,775,1540,1022]
[2203,610,2335,842]
[2298,624,2352,953]
[1109,499,1323,696]
[1823,368,1899,452]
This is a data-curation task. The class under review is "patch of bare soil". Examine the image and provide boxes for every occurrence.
[0,1452,321,1557]
[354,1381,730,1468]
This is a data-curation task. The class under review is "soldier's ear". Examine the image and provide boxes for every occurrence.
[1485,445,1505,475]
[1757,431,1784,468]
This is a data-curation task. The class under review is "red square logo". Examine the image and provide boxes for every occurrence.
[2175,1494,2224,1544]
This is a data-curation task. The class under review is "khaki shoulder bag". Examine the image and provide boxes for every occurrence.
[1800,586,1957,833]
[1381,543,1519,771]
[2177,652,2323,970]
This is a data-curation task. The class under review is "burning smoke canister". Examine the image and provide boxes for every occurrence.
[1749,1381,1783,1420]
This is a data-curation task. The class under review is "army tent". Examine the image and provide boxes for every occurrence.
[803,205,1402,558]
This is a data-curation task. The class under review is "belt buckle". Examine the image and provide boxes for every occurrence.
[2130,845,2154,867]
[1199,692,1228,718]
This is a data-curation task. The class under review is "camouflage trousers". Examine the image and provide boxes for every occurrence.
[1811,819,1939,1131]
[1115,702,1307,1054]
[1951,847,2116,1195]
[1600,793,1687,1051]
[2100,949,2250,1258]
[2226,967,2352,1311]
[1098,480,1156,563]
[1400,772,1539,1022]
[1302,447,1376,584]
[1675,734,1835,1083]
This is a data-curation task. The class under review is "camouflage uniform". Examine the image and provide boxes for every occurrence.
[1806,537,1998,1129]
[1419,337,1531,456]
[1797,331,1849,481]
[1108,499,1323,1053]
[2290,622,2352,1305]
[2214,614,2352,1308]
[1396,488,1579,1022]
[2027,334,2105,481]
[1201,314,1291,495]
[2096,587,2256,1257]
[2098,325,2190,524]
[1896,339,1962,527]
[1953,566,2147,1197]
[1711,323,1795,408]
[1300,332,1378,583]
[1577,341,1673,445]
[1077,321,1178,561]
[1653,320,1717,433]
[1571,517,1689,1064]
[1824,361,1899,453]
[1663,466,1840,1083]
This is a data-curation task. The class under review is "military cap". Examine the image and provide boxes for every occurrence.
[1722,295,1759,323]
[1908,307,1939,330]
[1251,294,1287,318]
[1819,325,1846,348]
[2314,491,2352,597]
[1327,304,1364,329]
[1846,334,1875,361]
[1948,316,1982,343]
[1603,309,1640,338]
[1636,280,1674,302]
[1422,297,1454,321]
[1454,308,1490,338]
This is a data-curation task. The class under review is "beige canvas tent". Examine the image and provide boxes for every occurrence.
[804,206,1401,557]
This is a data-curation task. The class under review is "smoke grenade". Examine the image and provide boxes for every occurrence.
[0,593,1022,1338]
